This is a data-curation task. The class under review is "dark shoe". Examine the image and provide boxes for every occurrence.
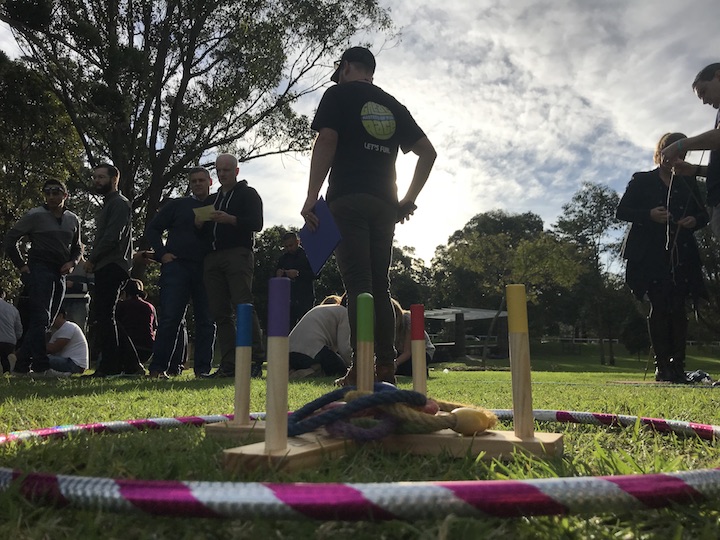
[250,362,263,379]
[195,372,211,379]
[335,365,356,387]
[375,363,397,385]
[148,371,170,380]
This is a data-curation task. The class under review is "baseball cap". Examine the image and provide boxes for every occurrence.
[330,47,376,83]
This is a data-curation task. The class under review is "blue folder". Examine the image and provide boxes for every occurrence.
[298,196,342,275]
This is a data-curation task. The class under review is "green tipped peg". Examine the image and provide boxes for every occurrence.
[356,293,374,342]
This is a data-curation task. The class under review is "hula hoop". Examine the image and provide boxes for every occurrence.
[1,409,720,521]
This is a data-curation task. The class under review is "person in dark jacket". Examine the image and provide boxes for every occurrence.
[275,231,316,327]
[617,132,708,383]
[196,153,265,378]
[146,167,216,378]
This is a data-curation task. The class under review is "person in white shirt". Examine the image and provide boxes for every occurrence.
[288,296,351,379]
[0,287,22,374]
[46,307,88,375]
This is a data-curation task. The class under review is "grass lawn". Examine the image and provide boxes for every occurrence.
[2,342,720,539]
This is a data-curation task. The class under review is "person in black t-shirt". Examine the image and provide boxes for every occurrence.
[301,46,437,386]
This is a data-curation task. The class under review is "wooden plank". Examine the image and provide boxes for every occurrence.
[223,431,354,473]
[380,429,563,460]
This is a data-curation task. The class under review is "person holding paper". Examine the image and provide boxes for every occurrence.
[301,46,437,385]
[197,153,265,378]
[275,231,316,326]
[146,167,216,378]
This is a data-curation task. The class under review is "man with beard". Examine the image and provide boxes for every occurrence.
[84,163,140,377]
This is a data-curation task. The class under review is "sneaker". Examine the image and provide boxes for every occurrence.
[31,369,72,378]
[195,372,211,379]
[148,371,170,380]
[83,370,121,378]
[375,363,397,385]
[207,369,234,379]
[250,362,263,379]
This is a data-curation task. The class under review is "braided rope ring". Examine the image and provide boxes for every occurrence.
[1,409,720,521]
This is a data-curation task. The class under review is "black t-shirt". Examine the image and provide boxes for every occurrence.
[311,81,426,204]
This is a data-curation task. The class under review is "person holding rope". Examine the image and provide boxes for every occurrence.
[617,132,708,383]
[660,63,720,238]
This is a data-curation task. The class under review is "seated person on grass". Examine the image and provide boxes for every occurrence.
[288,295,351,379]
[46,307,89,375]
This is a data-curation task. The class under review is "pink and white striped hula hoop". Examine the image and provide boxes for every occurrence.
[1,409,719,521]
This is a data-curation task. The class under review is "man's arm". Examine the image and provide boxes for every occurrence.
[301,128,338,230]
[398,136,437,223]
[662,128,720,163]
[47,337,70,355]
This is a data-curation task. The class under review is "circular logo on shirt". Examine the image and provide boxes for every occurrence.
[361,102,396,140]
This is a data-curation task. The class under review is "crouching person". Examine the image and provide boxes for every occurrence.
[46,307,88,376]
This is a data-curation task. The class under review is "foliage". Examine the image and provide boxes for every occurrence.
[0,0,395,231]
[553,182,624,362]
[0,52,85,296]
[554,181,623,266]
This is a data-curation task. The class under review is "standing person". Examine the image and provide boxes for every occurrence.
[84,163,138,377]
[275,231,316,327]
[301,47,437,385]
[198,153,265,378]
[3,179,82,374]
[146,167,216,379]
[661,63,720,238]
[617,132,708,383]
[0,287,22,374]
[45,307,88,375]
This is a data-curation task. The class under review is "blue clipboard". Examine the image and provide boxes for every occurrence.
[298,196,342,275]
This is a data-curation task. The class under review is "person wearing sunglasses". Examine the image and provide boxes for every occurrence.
[3,179,82,375]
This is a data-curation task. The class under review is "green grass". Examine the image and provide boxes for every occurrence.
[2,343,720,539]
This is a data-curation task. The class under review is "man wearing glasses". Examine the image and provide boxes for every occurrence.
[3,179,82,375]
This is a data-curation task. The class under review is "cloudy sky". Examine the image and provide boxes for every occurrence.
[3,1,720,265]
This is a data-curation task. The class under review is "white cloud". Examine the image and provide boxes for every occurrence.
[3,1,720,265]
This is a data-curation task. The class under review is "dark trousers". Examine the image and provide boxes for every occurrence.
[647,279,688,380]
[150,260,215,376]
[0,342,14,373]
[330,194,397,366]
[204,247,264,374]
[15,263,65,373]
[93,263,129,375]
[289,346,347,376]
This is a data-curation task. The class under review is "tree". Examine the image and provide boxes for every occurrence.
[553,182,623,364]
[0,0,394,232]
[0,52,85,295]
[432,210,584,363]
